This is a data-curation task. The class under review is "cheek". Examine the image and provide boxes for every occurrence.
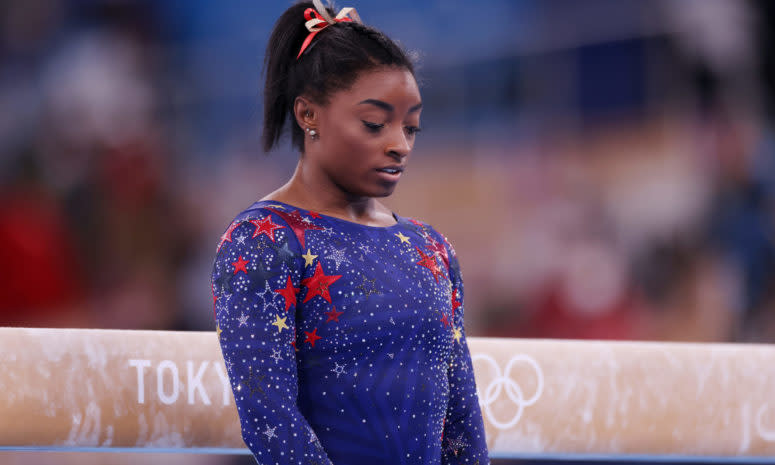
[325,125,380,165]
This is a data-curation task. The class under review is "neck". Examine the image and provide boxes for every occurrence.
[276,159,379,220]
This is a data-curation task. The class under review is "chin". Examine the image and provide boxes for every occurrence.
[345,181,397,198]
[371,183,398,198]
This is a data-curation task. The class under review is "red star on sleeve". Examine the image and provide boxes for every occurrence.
[324,306,344,323]
[274,275,300,312]
[250,215,285,242]
[304,327,322,347]
[415,246,443,283]
[425,236,449,271]
[440,313,450,328]
[217,221,240,251]
[266,208,323,249]
[307,211,322,219]
[232,255,250,275]
[451,288,462,312]
[301,262,342,303]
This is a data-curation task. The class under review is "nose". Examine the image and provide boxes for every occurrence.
[385,127,411,160]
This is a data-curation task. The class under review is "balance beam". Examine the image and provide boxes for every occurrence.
[1,327,774,461]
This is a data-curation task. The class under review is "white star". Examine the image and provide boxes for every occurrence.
[441,280,453,300]
[326,247,350,270]
[358,244,371,254]
[258,280,275,302]
[263,424,277,441]
[235,234,247,245]
[237,312,249,327]
[216,294,232,316]
[270,348,283,363]
[263,301,280,314]
[332,362,346,378]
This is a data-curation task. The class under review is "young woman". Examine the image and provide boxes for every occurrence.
[211,1,489,463]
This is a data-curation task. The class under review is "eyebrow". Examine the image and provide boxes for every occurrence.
[358,99,423,113]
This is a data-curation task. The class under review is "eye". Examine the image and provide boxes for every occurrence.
[362,120,384,132]
[405,125,422,136]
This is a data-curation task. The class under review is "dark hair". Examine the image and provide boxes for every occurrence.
[262,1,416,153]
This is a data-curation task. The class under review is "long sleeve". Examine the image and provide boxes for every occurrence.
[211,214,334,465]
[441,239,490,465]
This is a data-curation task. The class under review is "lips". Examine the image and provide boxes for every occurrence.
[376,166,404,175]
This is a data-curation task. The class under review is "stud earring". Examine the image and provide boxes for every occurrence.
[306,127,318,139]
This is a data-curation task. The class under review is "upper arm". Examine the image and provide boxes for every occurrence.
[210,211,331,462]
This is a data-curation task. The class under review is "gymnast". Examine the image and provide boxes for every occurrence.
[210,1,489,463]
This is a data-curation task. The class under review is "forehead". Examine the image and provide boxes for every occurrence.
[332,67,421,108]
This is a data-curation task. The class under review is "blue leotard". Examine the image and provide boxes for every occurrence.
[211,199,489,465]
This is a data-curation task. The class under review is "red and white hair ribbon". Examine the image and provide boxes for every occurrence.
[296,0,362,59]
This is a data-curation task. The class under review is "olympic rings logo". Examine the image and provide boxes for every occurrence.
[471,353,544,430]
[757,403,775,442]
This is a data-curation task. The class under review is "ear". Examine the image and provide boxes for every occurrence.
[293,96,318,131]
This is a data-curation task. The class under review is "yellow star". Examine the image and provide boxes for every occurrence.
[452,326,462,344]
[271,314,289,333]
[302,248,318,267]
[265,204,285,209]
[216,323,222,339]
[395,232,410,244]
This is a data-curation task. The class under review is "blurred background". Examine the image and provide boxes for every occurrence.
[1,0,774,463]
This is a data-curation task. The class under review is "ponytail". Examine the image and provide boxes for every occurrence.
[261,1,415,153]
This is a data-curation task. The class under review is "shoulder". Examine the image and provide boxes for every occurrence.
[401,216,456,253]
[399,214,461,276]
[220,200,300,229]
[234,200,287,222]
[214,201,301,253]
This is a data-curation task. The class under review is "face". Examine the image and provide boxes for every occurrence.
[302,67,422,198]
